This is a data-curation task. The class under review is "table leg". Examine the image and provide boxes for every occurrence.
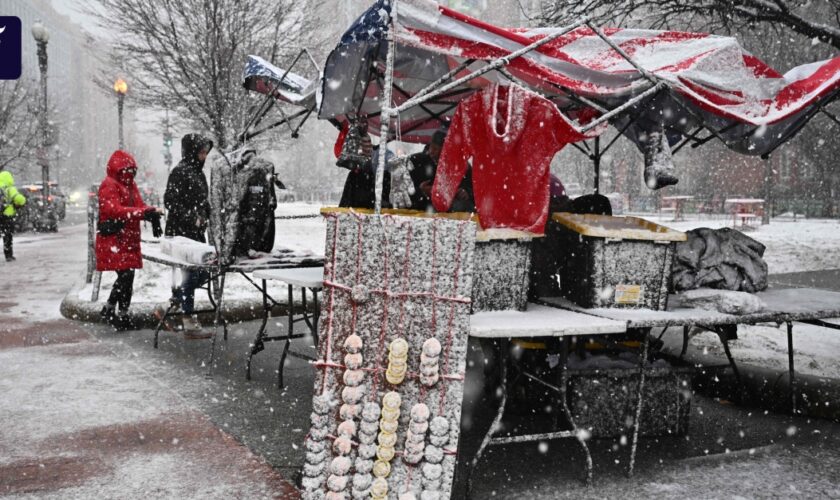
[559,336,594,486]
[787,321,797,414]
[680,325,690,358]
[246,279,271,381]
[311,289,320,346]
[720,334,743,387]
[153,303,177,349]
[628,330,650,478]
[206,271,226,378]
[466,338,509,499]
[278,283,294,389]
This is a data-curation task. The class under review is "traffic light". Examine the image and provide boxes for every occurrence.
[163,131,173,148]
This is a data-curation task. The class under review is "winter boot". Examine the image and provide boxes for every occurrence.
[5,255,15,262]
[182,315,211,340]
[643,129,679,190]
[100,303,117,325]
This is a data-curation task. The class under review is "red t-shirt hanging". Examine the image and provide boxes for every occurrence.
[432,84,602,234]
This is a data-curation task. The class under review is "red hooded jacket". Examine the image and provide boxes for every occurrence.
[95,150,148,271]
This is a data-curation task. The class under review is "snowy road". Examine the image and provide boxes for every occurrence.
[4,218,840,498]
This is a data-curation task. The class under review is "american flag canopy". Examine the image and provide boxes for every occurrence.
[316,0,840,156]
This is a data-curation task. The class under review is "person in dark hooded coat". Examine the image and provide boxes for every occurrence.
[160,133,214,338]
[164,134,214,241]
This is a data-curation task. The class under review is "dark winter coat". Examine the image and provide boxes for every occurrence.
[339,147,391,210]
[164,134,214,242]
[408,151,436,211]
[96,150,149,271]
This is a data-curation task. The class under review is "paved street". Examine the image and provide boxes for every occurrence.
[3,223,840,498]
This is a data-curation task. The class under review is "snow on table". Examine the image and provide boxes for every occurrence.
[542,288,840,328]
[252,267,325,288]
[470,303,626,338]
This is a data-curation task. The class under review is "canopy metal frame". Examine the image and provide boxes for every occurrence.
[371,2,840,213]
[238,48,321,146]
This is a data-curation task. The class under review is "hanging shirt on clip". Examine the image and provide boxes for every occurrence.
[432,83,602,234]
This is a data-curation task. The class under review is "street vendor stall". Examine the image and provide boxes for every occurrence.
[233,1,840,498]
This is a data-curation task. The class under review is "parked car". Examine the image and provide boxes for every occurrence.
[16,183,59,232]
[22,181,67,220]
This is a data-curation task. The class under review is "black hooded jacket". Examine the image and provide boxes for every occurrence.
[164,133,214,242]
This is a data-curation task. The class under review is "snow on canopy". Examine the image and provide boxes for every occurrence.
[316,0,840,156]
[242,55,318,108]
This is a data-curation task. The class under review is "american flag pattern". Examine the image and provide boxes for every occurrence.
[311,0,840,155]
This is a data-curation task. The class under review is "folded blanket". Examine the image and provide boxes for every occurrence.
[160,236,217,265]
[679,288,766,315]
[672,227,768,293]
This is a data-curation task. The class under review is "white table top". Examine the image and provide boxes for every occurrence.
[469,304,627,338]
[143,246,211,271]
[253,267,325,288]
[541,287,840,328]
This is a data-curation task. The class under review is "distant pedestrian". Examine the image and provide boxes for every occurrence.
[0,169,27,262]
[159,133,214,339]
[96,150,163,330]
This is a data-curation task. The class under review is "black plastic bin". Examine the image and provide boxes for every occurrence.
[550,213,686,310]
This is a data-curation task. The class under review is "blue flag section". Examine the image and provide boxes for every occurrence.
[0,16,22,80]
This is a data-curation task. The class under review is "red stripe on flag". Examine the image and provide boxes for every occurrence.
[743,54,783,79]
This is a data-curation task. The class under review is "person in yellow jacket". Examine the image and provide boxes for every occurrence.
[0,169,27,261]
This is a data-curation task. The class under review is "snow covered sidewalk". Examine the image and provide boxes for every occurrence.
[0,224,298,498]
[0,320,297,498]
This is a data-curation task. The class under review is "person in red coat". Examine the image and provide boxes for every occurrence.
[96,150,162,330]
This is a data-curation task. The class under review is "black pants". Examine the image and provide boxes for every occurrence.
[107,270,135,312]
[0,215,13,259]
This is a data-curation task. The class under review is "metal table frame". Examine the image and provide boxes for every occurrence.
[463,305,648,495]
[141,250,323,378]
[142,252,229,348]
[247,270,323,389]
[542,288,840,415]
[465,332,652,496]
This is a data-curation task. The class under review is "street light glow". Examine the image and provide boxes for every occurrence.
[113,78,128,95]
[31,21,49,42]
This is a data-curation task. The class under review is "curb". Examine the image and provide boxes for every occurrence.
[60,280,307,329]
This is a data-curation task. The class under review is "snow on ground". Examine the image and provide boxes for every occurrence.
[0,222,297,498]
[664,322,840,380]
[639,214,840,274]
[632,214,840,379]
[2,224,88,320]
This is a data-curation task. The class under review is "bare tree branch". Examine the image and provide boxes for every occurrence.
[0,79,40,171]
[534,0,840,49]
[86,0,307,149]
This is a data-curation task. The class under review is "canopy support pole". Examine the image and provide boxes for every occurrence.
[375,0,398,215]
[592,137,601,194]
[763,157,773,225]
[393,17,589,115]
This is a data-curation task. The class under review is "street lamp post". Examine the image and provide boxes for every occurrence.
[31,21,50,203]
[114,78,128,149]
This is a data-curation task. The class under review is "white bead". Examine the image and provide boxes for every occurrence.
[343,334,363,353]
